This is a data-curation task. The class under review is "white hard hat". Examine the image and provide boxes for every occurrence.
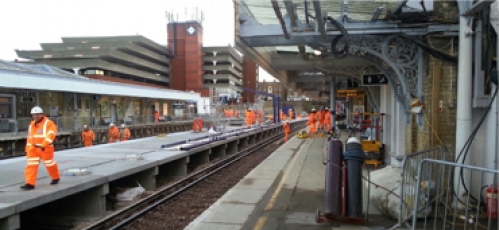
[347,137,360,144]
[83,125,88,129]
[30,106,43,114]
[325,107,329,110]
[110,123,115,127]
[121,124,126,128]
[311,108,316,111]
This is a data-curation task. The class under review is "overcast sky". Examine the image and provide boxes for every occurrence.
[0,0,275,81]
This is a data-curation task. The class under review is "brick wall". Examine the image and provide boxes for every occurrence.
[167,22,204,94]
[242,57,258,102]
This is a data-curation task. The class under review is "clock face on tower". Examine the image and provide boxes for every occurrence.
[187,26,196,35]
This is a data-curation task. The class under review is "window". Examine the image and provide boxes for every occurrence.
[85,69,104,75]
[268,86,272,92]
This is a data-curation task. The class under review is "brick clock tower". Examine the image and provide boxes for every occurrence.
[167,21,204,94]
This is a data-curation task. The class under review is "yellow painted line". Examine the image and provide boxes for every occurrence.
[252,216,267,230]
[253,140,309,230]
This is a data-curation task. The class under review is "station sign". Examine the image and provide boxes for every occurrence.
[362,74,388,86]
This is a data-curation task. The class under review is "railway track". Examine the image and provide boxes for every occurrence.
[78,128,300,230]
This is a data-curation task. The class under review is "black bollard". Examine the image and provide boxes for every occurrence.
[324,138,343,217]
[344,137,365,218]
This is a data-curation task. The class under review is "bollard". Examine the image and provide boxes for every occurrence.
[344,137,365,218]
[324,138,343,217]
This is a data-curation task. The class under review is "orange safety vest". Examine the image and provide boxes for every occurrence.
[82,130,95,147]
[121,128,131,141]
[108,127,120,143]
[26,116,57,153]
[283,123,290,133]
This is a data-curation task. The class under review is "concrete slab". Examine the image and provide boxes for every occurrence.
[202,203,256,224]
[232,178,275,191]
[0,203,16,219]
[221,188,267,205]
[0,119,306,228]
[184,222,242,230]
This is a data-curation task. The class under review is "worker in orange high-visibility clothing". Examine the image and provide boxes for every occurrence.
[258,109,264,124]
[317,108,324,130]
[289,109,294,120]
[120,124,131,141]
[81,125,95,147]
[250,109,257,125]
[283,121,291,142]
[154,110,159,123]
[21,106,60,190]
[324,107,332,131]
[108,123,120,143]
[307,109,317,137]
[245,109,252,127]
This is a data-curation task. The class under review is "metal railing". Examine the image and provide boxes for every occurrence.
[394,146,449,229]
[411,159,499,230]
[0,114,214,135]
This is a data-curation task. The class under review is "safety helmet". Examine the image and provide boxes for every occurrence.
[30,106,43,114]
[325,107,329,110]
[311,108,316,111]
[83,125,88,129]
[121,124,126,128]
[347,137,360,144]
[109,123,115,127]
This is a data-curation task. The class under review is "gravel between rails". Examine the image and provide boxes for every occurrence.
[122,140,283,230]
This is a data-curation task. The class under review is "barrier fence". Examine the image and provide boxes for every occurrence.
[411,159,499,230]
[393,146,450,229]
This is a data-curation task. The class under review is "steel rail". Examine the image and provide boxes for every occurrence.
[81,124,304,230]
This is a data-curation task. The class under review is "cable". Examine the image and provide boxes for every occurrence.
[455,86,499,205]
[326,16,349,59]
[399,34,457,64]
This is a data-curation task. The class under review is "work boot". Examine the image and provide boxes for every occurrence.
[50,179,60,185]
[20,184,35,190]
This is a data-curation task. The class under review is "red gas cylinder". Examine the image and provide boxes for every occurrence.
[486,184,499,219]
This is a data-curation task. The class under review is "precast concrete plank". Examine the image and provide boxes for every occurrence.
[184,222,242,230]
[201,203,256,224]
[143,150,189,165]
[89,159,158,181]
[0,203,16,219]
[220,188,267,205]
[232,178,275,191]
[0,175,107,212]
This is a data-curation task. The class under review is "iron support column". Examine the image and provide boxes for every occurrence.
[330,77,336,130]
[454,15,473,195]
[73,93,78,131]
[35,91,40,106]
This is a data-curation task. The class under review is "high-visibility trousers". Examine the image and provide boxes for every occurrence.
[25,150,60,186]
[285,131,290,142]
[83,140,93,147]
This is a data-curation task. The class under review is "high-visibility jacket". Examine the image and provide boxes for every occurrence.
[121,128,131,141]
[324,110,331,124]
[108,127,120,143]
[25,116,60,186]
[81,130,95,147]
[283,123,290,133]
[25,116,57,153]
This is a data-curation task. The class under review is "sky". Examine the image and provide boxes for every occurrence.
[0,0,276,82]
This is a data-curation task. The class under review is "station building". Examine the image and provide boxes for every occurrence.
[0,60,200,136]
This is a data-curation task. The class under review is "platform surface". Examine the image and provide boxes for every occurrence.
[186,131,393,230]
[0,122,295,219]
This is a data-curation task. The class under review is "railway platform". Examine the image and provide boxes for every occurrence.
[0,119,306,230]
[186,134,391,230]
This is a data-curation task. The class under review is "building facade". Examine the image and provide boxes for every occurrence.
[242,57,258,103]
[258,80,296,101]
[16,36,171,88]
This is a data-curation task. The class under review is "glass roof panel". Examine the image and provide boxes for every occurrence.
[242,0,401,24]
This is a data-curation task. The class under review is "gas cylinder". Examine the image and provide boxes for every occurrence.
[486,184,498,219]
